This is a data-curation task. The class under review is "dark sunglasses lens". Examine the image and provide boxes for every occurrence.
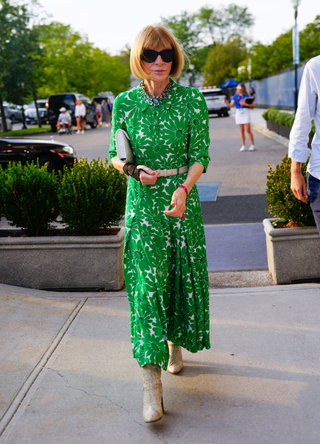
[141,50,157,63]
[161,49,175,62]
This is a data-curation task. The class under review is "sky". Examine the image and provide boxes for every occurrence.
[38,0,318,55]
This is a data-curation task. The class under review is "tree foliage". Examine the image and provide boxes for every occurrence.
[203,37,246,86]
[36,23,131,98]
[238,15,320,80]
[197,4,254,44]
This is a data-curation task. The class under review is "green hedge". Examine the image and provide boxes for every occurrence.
[0,158,127,236]
[262,108,315,140]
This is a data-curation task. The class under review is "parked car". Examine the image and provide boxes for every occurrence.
[0,137,77,173]
[198,86,229,117]
[46,93,97,133]
[25,100,48,124]
[0,118,13,132]
[3,104,23,123]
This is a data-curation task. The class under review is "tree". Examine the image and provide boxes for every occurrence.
[238,15,320,80]
[0,0,41,131]
[198,4,254,44]
[203,37,246,86]
[35,22,130,99]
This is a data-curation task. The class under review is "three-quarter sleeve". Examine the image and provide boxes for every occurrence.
[187,89,211,172]
[289,62,317,163]
[109,93,127,161]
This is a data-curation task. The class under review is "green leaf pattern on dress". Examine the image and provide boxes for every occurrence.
[109,80,211,370]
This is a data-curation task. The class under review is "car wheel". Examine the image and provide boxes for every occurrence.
[90,118,97,129]
[38,155,62,174]
[224,111,229,117]
[10,115,15,124]
[50,124,57,133]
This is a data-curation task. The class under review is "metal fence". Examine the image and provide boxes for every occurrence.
[245,62,308,110]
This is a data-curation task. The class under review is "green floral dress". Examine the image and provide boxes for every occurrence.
[109,80,211,370]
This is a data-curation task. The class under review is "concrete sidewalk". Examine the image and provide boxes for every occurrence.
[1,283,320,444]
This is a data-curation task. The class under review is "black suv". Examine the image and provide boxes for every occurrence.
[46,93,97,132]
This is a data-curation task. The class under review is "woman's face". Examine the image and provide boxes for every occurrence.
[237,86,243,96]
[141,44,172,83]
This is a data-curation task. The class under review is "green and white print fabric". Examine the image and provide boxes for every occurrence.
[109,80,211,370]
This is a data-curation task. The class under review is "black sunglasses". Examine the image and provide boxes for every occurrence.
[141,49,176,63]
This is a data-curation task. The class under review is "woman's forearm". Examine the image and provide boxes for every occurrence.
[112,155,125,173]
[182,163,204,193]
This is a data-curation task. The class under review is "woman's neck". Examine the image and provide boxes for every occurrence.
[144,78,170,97]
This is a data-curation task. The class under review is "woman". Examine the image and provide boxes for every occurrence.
[109,25,211,424]
[75,99,86,134]
[101,100,110,127]
[224,83,255,152]
[94,101,102,127]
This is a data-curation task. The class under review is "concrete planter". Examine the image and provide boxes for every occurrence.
[263,218,320,284]
[0,228,124,291]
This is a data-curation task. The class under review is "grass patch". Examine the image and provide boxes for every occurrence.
[0,126,51,136]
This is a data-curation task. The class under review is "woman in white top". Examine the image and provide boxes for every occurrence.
[224,83,255,152]
[75,100,86,134]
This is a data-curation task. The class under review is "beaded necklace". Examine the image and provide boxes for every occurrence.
[140,78,173,106]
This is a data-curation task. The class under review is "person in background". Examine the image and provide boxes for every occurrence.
[224,83,255,152]
[250,86,256,101]
[56,107,71,133]
[75,100,86,134]
[289,55,320,232]
[107,98,113,124]
[101,100,110,127]
[94,102,102,127]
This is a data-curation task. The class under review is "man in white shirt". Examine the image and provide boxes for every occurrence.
[289,55,320,232]
[57,107,71,133]
[75,100,86,134]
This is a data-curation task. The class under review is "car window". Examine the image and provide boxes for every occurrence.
[49,94,75,110]
[201,91,223,98]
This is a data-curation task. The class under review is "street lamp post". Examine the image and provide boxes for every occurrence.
[246,41,252,90]
[291,0,301,113]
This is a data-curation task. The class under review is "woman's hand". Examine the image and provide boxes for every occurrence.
[138,166,160,185]
[164,187,187,218]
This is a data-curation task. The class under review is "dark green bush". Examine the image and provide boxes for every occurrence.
[1,160,59,235]
[266,154,315,227]
[262,108,315,139]
[58,158,127,234]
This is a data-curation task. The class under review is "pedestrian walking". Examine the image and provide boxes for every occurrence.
[289,55,320,232]
[100,100,110,127]
[75,100,86,134]
[250,86,256,101]
[107,98,113,124]
[94,101,102,127]
[109,24,211,424]
[224,83,255,152]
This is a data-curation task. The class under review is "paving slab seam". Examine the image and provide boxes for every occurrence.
[209,283,320,296]
[0,298,87,441]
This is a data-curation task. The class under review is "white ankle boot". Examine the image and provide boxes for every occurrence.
[167,341,183,374]
[142,364,163,423]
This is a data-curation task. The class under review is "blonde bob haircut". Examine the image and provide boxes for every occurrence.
[130,25,186,80]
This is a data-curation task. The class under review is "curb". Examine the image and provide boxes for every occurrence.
[251,123,289,148]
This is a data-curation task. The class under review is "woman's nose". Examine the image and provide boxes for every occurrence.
[155,54,164,64]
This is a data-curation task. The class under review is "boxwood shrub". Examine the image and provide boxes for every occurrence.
[262,108,315,139]
[266,154,315,227]
[0,160,60,235]
[58,158,127,235]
